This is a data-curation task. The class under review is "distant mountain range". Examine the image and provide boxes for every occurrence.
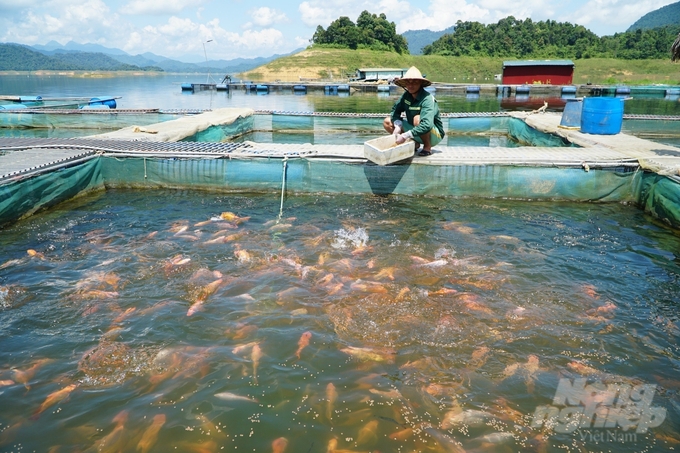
[627,1,680,31]
[1,40,301,74]
[403,26,456,55]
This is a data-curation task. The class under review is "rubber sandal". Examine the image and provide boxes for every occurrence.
[417,149,433,156]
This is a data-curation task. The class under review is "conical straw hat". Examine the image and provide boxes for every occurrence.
[395,66,431,88]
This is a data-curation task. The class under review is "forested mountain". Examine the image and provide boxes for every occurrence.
[0,42,296,73]
[627,1,680,31]
[33,40,128,55]
[403,26,455,55]
[312,11,408,53]
[0,43,160,71]
[422,17,680,59]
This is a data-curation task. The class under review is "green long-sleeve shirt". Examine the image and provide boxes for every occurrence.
[390,89,445,139]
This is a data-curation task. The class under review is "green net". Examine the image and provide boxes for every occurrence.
[0,158,103,227]
[633,171,680,228]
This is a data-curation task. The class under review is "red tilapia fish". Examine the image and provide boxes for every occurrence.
[295,331,312,359]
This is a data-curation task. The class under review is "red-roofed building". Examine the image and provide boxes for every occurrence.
[502,60,575,85]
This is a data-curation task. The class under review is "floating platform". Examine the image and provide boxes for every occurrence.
[1,109,679,229]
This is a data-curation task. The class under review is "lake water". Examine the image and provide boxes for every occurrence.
[1,74,680,453]
[1,190,679,453]
[2,74,680,115]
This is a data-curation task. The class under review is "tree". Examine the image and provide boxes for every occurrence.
[311,11,409,54]
[423,17,678,60]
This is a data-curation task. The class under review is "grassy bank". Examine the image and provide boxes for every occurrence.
[239,48,680,86]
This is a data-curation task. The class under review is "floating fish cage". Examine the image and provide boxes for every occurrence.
[1,102,680,453]
[560,86,577,96]
[497,85,512,97]
[615,86,631,96]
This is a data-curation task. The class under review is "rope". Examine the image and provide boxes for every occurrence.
[278,156,288,220]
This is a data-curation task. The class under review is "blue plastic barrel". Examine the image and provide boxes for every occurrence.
[256,84,269,92]
[561,86,577,95]
[580,97,623,135]
[20,96,43,102]
[615,86,630,95]
[466,85,480,93]
[559,98,583,129]
[216,84,228,91]
[666,88,680,96]
[337,84,350,92]
[89,97,117,109]
[293,85,307,94]
[181,83,194,91]
[516,85,531,94]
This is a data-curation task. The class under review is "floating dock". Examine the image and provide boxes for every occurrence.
[175,82,680,97]
[1,108,679,229]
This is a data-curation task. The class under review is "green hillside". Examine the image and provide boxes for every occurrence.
[242,48,680,85]
[628,1,680,31]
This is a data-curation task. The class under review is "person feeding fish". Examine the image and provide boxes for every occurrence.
[383,66,445,156]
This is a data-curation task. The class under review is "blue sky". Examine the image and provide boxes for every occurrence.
[0,0,676,62]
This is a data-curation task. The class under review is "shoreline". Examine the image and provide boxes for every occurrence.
[2,69,680,88]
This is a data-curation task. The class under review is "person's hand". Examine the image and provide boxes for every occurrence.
[392,119,402,136]
[395,133,407,145]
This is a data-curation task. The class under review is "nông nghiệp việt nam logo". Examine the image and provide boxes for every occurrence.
[531,377,666,434]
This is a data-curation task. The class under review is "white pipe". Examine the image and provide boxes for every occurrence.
[278,157,288,219]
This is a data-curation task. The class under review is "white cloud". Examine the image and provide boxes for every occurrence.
[295,35,311,48]
[121,0,208,16]
[299,0,390,28]
[129,15,291,59]
[393,0,489,32]
[2,0,117,45]
[223,28,286,50]
[568,0,673,35]
[299,1,332,27]
[250,7,287,27]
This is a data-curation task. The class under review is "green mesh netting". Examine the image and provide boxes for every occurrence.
[99,156,635,200]
[0,158,104,227]
[0,112,177,130]
[632,171,680,228]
